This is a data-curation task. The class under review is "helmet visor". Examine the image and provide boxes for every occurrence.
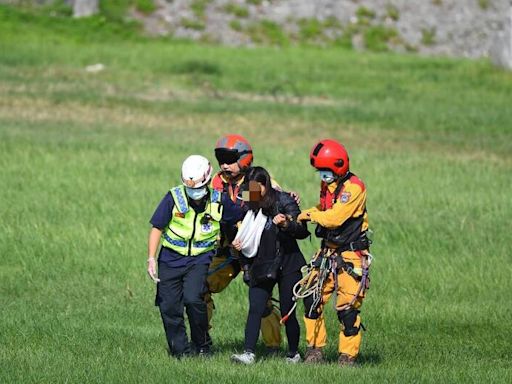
[215,148,240,165]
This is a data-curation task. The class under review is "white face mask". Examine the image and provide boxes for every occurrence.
[185,186,208,200]
[319,170,335,184]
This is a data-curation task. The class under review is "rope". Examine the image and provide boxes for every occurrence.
[280,249,373,324]
[280,251,326,324]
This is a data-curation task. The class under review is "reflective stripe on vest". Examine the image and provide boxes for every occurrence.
[162,185,222,256]
[172,186,189,214]
[211,189,221,204]
[162,233,187,248]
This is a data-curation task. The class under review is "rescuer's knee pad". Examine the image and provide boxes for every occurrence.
[337,307,360,336]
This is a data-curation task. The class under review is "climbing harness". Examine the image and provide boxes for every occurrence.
[280,246,373,325]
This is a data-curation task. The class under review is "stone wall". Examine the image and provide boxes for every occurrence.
[3,0,511,62]
[135,0,511,59]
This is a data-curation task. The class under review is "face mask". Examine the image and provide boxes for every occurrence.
[185,186,208,200]
[319,170,335,184]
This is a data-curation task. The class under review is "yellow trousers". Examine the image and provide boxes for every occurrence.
[206,254,282,348]
[304,250,367,358]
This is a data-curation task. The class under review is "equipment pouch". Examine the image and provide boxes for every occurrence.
[250,257,281,284]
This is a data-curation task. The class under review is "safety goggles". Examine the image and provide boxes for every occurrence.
[215,148,240,165]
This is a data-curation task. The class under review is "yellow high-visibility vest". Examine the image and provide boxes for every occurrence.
[162,186,222,256]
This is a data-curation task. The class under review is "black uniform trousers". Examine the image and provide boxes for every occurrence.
[156,261,211,356]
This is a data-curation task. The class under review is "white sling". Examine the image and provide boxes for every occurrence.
[234,209,268,258]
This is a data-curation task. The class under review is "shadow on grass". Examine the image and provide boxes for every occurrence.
[319,348,383,366]
[213,339,283,357]
[214,339,383,365]
[212,339,247,354]
[357,352,382,366]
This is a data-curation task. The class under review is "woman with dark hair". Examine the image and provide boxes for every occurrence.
[230,166,309,364]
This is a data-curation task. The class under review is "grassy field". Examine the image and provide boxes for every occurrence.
[1,5,511,383]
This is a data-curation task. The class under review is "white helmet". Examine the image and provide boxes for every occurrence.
[181,155,213,189]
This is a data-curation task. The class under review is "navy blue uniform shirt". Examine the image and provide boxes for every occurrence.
[150,189,242,268]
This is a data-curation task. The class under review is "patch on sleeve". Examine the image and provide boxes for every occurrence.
[340,192,352,203]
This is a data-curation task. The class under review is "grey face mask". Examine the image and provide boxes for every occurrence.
[185,186,207,200]
[319,170,335,184]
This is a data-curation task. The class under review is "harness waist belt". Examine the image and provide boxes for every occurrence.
[337,238,370,252]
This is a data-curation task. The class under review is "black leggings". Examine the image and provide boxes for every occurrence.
[244,270,302,354]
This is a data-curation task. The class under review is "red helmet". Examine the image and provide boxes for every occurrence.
[214,134,253,169]
[309,139,349,176]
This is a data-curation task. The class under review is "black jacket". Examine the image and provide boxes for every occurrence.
[242,191,309,279]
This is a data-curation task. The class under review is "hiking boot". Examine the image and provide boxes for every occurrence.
[285,352,301,364]
[303,347,324,364]
[338,353,356,367]
[231,351,256,365]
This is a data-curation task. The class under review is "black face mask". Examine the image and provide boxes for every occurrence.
[215,148,240,165]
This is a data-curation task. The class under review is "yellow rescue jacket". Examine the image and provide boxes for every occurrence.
[302,173,369,247]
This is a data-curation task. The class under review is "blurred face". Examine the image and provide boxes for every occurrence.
[242,181,265,209]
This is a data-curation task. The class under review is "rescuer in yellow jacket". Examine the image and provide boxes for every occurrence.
[297,139,372,367]
[147,155,231,358]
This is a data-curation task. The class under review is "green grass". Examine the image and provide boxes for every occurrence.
[191,0,211,19]
[297,18,325,43]
[1,5,512,383]
[421,27,437,46]
[363,25,398,52]
[135,0,156,15]
[223,2,249,18]
[356,6,376,21]
[246,19,289,46]
[181,17,206,31]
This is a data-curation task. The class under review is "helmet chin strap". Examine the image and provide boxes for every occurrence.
[338,171,351,184]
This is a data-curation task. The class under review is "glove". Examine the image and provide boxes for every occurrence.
[147,257,160,283]
[297,212,311,222]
